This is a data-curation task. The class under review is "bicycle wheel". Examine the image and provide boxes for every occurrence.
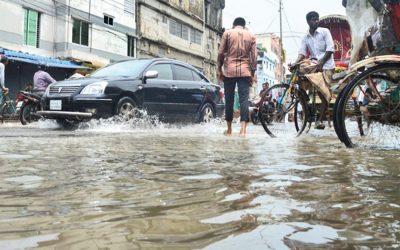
[259,83,308,137]
[1,99,17,118]
[1,102,15,119]
[335,63,400,148]
[333,83,348,143]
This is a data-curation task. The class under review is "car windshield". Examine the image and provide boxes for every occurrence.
[89,60,150,78]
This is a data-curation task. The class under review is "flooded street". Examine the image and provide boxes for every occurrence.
[0,120,399,249]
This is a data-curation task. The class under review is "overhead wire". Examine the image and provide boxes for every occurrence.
[282,2,300,49]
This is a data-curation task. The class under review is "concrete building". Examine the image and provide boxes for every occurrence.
[256,50,278,95]
[0,0,137,66]
[0,0,138,97]
[136,0,225,83]
[0,0,225,97]
[255,33,284,85]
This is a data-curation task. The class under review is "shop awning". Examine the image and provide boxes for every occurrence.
[0,48,90,69]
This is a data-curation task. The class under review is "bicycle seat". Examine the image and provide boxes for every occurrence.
[332,71,347,81]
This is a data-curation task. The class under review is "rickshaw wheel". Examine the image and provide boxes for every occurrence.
[335,63,400,148]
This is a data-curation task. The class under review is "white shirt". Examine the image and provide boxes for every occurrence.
[299,27,335,70]
[0,63,5,89]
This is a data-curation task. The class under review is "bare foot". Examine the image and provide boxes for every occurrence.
[239,121,247,137]
[223,129,232,136]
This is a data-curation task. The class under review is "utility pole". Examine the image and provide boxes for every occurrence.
[279,0,284,83]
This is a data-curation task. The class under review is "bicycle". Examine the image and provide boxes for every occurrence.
[258,61,310,138]
[0,91,18,123]
[333,61,400,148]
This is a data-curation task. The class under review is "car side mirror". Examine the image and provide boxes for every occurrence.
[144,70,158,80]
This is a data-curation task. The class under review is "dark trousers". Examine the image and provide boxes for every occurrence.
[224,77,250,122]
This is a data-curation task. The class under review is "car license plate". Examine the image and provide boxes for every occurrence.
[50,100,62,110]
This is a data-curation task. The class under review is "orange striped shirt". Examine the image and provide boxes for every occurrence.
[218,26,257,78]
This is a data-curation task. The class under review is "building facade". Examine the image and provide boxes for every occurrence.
[255,33,284,85]
[136,0,224,83]
[256,51,278,94]
[0,0,137,66]
[0,0,224,95]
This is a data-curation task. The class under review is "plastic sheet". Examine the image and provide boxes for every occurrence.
[345,0,379,63]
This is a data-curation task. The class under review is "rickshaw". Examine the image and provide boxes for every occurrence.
[333,0,400,148]
[258,1,400,148]
[258,15,352,138]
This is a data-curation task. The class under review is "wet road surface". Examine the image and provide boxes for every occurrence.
[0,119,399,249]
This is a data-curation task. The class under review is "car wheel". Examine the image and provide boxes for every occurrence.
[56,119,79,130]
[199,103,215,123]
[116,97,138,121]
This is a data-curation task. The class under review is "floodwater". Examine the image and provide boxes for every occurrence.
[0,119,399,249]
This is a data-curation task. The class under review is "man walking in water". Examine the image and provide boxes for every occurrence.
[217,17,257,136]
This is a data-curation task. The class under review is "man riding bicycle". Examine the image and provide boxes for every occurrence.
[289,11,335,130]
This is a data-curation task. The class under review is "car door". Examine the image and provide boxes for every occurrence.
[172,64,206,118]
[143,63,175,116]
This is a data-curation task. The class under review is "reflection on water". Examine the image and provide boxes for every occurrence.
[0,119,399,249]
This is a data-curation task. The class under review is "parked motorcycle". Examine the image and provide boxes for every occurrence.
[249,94,275,125]
[17,91,42,125]
[249,97,261,125]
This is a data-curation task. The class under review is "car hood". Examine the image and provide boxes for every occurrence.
[52,76,137,87]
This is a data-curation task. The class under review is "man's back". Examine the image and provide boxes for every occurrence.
[218,27,257,78]
[33,70,56,92]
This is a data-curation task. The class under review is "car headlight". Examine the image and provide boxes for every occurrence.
[80,81,108,95]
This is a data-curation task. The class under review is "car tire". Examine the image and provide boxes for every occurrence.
[199,103,215,123]
[116,97,138,121]
[56,119,79,130]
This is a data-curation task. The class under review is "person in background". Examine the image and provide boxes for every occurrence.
[0,55,9,94]
[33,64,56,96]
[289,11,335,129]
[233,88,240,119]
[23,83,33,92]
[259,82,269,97]
[217,17,257,136]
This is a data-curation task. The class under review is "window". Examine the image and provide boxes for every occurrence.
[24,9,40,47]
[192,71,203,81]
[148,64,173,80]
[173,65,194,81]
[90,60,150,78]
[124,0,135,14]
[190,28,202,45]
[72,18,89,46]
[104,15,114,26]
[182,25,189,40]
[127,35,135,57]
[169,19,188,40]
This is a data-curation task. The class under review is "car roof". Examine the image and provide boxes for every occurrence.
[118,58,199,71]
